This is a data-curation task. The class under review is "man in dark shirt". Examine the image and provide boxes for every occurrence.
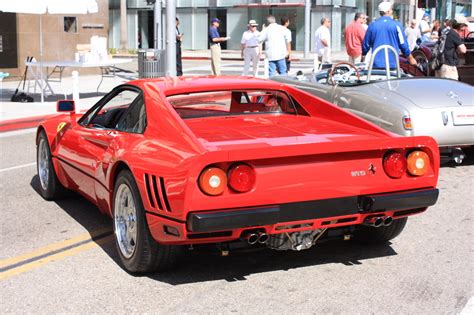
[176,17,183,76]
[436,16,467,80]
[208,18,230,75]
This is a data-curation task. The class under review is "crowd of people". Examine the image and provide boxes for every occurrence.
[173,1,470,82]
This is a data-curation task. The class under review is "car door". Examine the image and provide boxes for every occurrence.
[57,86,143,201]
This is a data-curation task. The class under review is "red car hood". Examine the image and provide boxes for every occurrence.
[184,114,387,151]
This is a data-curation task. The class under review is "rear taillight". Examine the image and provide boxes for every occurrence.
[198,167,227,195]
[228,164,256,193]
[407,151,429,176]
[402,115,412,130]
[383,152,407,178]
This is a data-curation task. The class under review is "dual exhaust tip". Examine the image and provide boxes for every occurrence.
[364,216,393,228]
[247,232,268,245]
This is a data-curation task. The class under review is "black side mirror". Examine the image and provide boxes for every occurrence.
[57,100,75,112]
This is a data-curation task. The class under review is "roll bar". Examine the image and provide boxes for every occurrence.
[366,45,401,82]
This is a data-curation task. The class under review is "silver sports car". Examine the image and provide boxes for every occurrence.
[273,62,474,163]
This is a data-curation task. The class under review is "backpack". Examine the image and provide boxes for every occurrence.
[430,28,449,71]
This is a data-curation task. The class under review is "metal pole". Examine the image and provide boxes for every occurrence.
[165,0,176,76]
[40,15,44,103]
[304,0,311,58]
[154,0,162,49]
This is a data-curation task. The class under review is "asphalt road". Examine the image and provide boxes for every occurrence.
[0,129,473,313]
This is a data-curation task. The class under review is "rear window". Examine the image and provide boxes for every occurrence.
[167,90,301,119]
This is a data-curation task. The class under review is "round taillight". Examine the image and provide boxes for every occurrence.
[228,164,256,193]
[199,167,227,195]
[407,151,429,176]
[383,152,407,179]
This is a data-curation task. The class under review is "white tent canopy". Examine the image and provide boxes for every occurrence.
[0,0,99,102]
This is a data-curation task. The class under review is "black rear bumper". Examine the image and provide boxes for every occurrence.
[188,188,439,233]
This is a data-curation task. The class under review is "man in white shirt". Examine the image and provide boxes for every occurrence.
[405,19,421,51]
[241,20,261,77]
[314,18,331,71]
[259,15,291,77]
[281,16,292,74]
[419,13,431,42]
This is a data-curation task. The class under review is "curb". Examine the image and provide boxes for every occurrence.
[0,115,55,133]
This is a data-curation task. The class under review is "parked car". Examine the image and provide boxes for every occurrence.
[36,77,440,273]
[273,62,474,164]
[400,31,474,85]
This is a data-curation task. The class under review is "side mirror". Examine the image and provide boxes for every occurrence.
[57,100,75,113]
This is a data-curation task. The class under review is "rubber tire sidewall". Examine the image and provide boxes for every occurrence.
[113,169,158,273]
[36,131,64,200]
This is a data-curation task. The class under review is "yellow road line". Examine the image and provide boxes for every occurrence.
[0,228,111,269]
[0,235,114,281]
[0,228,114,281]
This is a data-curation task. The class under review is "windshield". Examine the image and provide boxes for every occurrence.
[312,68,411,87]
[168,90,300,119]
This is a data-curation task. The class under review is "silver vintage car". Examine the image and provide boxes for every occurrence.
[273,58,474,163]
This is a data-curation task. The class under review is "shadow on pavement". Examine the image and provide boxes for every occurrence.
[30,174,398,284]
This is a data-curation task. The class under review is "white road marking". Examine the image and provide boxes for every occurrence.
[0,128,36,138]
[0,162,36,173]
[460,296,474,315]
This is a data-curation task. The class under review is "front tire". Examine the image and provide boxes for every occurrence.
[113,169,181,273]
[36,131,66,200]
[354,217,408,244]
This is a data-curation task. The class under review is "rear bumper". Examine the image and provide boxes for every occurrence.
[188,188,439,233]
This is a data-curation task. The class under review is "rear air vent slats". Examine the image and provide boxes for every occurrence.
[152,175,163,210]
[160,177,172,212]
[144,173,155,208]
[144,173,172,212]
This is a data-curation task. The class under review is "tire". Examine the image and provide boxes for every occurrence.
[412,50,430,76]
[354,217,408,244]
[113,169,181,273]
[36,131,66,200]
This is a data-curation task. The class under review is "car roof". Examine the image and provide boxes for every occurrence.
[127,76,287,96]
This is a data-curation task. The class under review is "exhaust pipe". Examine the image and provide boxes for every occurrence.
[258,233,269,244]
[364,217,384,228]
[383,216,393,226]
[247,233,259,245]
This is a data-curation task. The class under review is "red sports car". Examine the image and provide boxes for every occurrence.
[36,77,440,273]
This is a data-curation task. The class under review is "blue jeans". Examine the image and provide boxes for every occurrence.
[268,59,287,77]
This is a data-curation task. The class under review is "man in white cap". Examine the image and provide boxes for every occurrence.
[241,20,261,76]
[362,1,416,69]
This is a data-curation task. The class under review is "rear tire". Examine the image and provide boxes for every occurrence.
[36,131,66,200]
[113,169,181,273]
[354,217,408,244]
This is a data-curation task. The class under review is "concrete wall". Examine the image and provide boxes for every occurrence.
[1,0,109,78]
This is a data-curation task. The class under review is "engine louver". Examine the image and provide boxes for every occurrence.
[144,173,172,212]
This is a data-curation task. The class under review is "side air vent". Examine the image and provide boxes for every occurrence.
[144,173,172,212]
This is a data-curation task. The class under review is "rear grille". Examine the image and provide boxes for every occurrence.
[144,173,172,212]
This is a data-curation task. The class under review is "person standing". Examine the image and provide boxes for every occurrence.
[362,2,416,69]
[240,20,261,77]
[435,17,467,80]
[405,19,421,51]
[281,16,292,73]
[258,15,290,77]
[209,18,230,76]
[313,18,331,71]
[345,13,366,64]
[419,13,432,42]
[176,17,183,76]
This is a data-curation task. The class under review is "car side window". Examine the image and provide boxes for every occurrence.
[116,95,147,134]
[82,90,140,130]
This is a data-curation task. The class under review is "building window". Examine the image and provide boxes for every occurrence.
[64,17,77,33]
